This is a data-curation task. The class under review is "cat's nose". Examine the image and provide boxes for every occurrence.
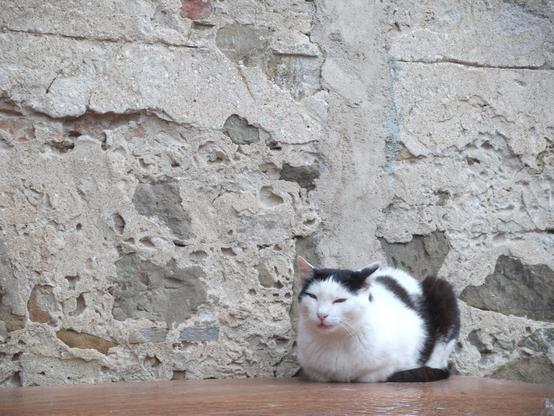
[317,313,328,322]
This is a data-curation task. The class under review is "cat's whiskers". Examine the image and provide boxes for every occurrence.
[338,321,356,340]
[340,320,371,349]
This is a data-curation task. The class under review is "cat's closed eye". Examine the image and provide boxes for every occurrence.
[333,298,347,304]
[306,292,317,300]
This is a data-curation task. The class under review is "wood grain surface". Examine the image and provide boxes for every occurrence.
[0,376,553,415]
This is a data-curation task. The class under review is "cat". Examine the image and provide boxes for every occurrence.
[295,256,460,382]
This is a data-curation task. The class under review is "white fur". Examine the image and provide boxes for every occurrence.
[426,338,456,369]
[297,269,445,383]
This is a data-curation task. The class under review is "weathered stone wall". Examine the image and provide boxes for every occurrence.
[0,0,552,386]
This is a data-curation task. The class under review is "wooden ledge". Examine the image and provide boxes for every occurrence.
[0,376,553,415]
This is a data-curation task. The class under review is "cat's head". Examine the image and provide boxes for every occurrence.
[296,256,380,335]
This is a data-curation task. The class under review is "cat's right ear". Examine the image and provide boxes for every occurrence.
[296,256,314,284]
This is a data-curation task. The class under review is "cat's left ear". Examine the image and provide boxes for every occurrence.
[357,263,380,289]
[296,256,315,284]
[361,261,382,272]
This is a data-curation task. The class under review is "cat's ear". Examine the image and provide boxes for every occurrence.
[361,261,382,275]
[357,263,380,290]
[296,256,314,283]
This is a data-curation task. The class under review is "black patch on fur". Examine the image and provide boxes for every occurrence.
[417,277,461,365]
[374,275,460,367]
[374,276,416,310]
[298,265,379,300]
[387,366,449,382]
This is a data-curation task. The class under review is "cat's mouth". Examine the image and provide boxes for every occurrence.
[317,322,333,330]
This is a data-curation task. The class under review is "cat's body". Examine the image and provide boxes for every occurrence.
[296,257,460,383]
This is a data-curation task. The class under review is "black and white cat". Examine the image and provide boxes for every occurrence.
[296,256,460,382]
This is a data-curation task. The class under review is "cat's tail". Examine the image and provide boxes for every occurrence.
[386,366,449,382]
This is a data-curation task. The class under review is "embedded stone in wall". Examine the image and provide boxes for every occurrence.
[0,321,6,339]
[266,54,321,100]
[181,0,212,21]
[217,22,322,100]
[27,285,57,325]
[378,231,450,279]
[111,255,207,324]
[222,115,260,145]
[395,144,418,161]
[2,371,21,387]
[519,328,554,354]
[132,182,192,240]
[129,328,169,344]
[0,240,24,332]
[0,239,14,284]
[216,24,270,67]
[467,328,516,358]
[536,141,554,172]
[179,326,219,342]
[56,329,116,355]
[460,256,554,322]
[491,356,554,384]
[279,163,320,191]
[294,233,321,265]
[467,329,493,355]
[0,301,24,333]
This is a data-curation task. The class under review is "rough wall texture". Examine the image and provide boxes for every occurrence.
[0,0,552,386]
